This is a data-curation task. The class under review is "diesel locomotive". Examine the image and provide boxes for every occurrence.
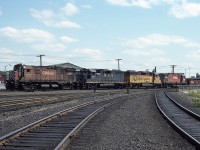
[5,63,186,91]
[5,63,165,91]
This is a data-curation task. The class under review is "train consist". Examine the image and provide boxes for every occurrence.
[5,63,186,91]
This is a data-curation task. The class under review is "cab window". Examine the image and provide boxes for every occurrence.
[26,69,31,74]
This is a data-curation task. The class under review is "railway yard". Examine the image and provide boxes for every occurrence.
[0,88,199,149]
[1,0,199,149]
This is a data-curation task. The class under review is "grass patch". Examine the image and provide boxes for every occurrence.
[188,91,200,106]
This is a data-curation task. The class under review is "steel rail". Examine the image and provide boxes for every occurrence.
[0,96,114,146]
[165,92,200,121]
[54,99,119,150]
[0,94,93,113]
[155,91,200,149]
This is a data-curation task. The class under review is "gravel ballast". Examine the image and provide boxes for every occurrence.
[0,89,195,149]
[0,94,124,137]
[168,91,200,115]
[69,90,195,150]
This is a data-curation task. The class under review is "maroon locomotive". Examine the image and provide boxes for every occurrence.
[5,64,76,91]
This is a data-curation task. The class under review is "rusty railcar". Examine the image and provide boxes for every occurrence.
[186,78,200,85]
[5,64,76,91]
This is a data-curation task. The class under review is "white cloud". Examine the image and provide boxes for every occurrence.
[0,7,2,16]
[43,20,81,29]
[183,42,200,49]
[0,26,55,43]
[29,3,81,29]
[0,26,78,51]
[29,9,55,19]
[123,49,149,56]
[106,0,132,7]
[185,50,200,60]
[169,1,200,19]
[124,33,186,49]
[107,0,200,18]
[0,47,25,65]
[123,48,165,56]
[73,48,103,60]
[59,36,78,43]
[81,4,92,9]
[122,34,200,72]
[0,47,13,53]
[32,43,66,52]
[149,56,170,63]
[61,3,79,16]
[106,0,160,8]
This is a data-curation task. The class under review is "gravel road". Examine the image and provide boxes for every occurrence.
[69,90,195,150]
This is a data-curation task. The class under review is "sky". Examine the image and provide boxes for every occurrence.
[0,0,200,77]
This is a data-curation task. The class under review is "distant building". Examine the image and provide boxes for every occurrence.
[50,62,82,71]
[196,73,200,78]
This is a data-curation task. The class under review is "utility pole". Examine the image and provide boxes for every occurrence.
[37,55,45,66]
[154,66,157,73]
[185,68,187,78]
[170,65,177,73]
[116,59,122,70]
[188,67,191,78]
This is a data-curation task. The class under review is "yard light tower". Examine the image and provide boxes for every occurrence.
[170,65,177,74]
[116,59,122,70]
[37,55,45,66]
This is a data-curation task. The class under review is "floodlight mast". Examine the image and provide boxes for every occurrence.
[37,55,45,66]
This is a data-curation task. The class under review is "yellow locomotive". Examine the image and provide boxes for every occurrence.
[125,71,162,88]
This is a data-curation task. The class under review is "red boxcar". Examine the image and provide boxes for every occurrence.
[186,78,200,85]
[168,73,184,84]
[159,73,186,87]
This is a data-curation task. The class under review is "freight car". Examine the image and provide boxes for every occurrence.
[125,70,162,88]
[159,73,186,88]
[186,78,200,85]
[5,64,77,91]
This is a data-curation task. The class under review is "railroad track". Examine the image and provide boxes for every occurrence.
[155,90,200,149]
[0,92,104,113]
[0,96,126,149]
[0,89,142,113]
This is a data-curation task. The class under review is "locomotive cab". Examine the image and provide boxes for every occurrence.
[5,64,24,90]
